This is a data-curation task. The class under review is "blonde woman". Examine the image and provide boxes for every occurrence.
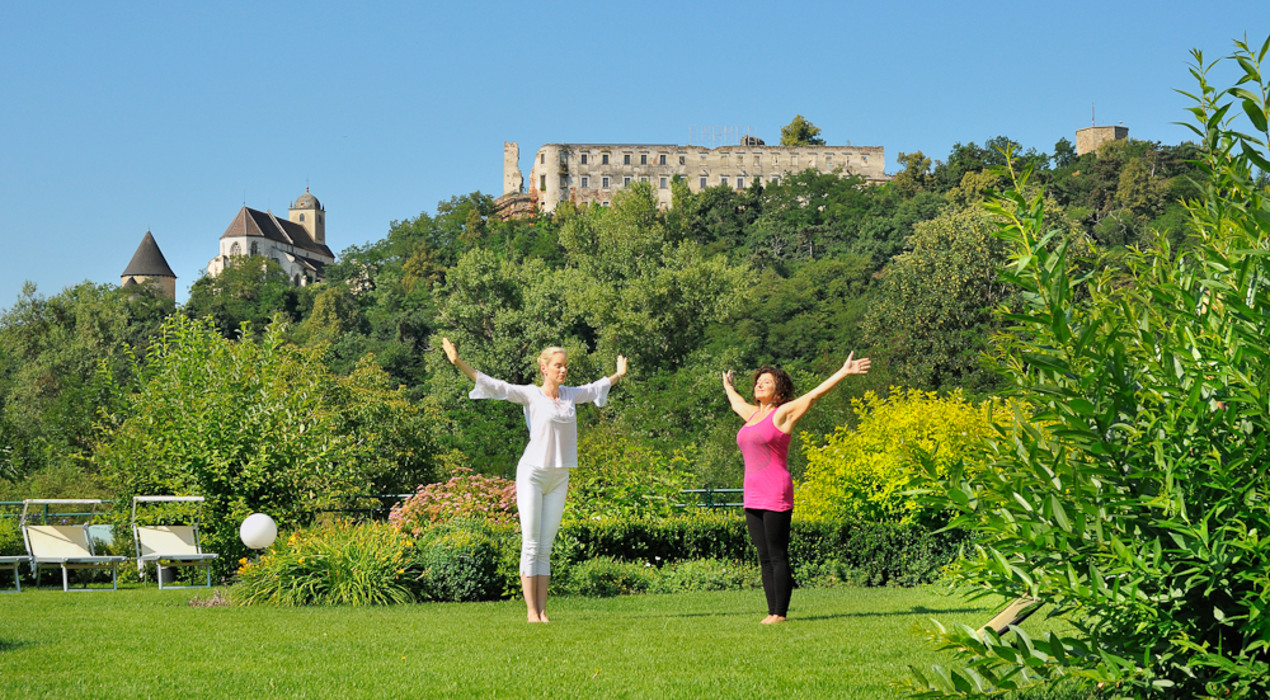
[442,337,627,623]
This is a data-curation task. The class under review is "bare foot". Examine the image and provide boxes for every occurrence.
[527,614,544,623]
[760,615,786,624]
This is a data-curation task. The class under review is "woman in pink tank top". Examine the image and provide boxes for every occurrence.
[722,353,871,624]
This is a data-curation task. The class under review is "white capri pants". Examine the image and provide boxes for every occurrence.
[516,464,570,577]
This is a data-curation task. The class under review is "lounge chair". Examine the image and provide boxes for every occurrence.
[132,496,219,589]
[0,555,29,592]
[21,499,126,592]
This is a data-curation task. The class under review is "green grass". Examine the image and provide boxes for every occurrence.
[0,585,1066,698]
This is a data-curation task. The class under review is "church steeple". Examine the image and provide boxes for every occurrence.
[288,187,325,245]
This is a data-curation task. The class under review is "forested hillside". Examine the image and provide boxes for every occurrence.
[0,133,1204,499]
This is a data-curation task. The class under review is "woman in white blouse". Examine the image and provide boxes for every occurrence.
[442,337,627,622]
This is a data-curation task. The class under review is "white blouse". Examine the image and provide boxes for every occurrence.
[469,372,612,469]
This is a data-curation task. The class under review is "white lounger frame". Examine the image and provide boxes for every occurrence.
[132,496,218,590]
[21,499,126,592]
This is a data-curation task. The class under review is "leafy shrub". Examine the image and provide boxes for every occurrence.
[558,556,652,597]
[0,517,21,557]
[647,558,759,594]
[796,387,1009,525]
[411,527,505,603]
[95,315,438,578]
[554,513,751,568]
[232,521,414,606]
[567,427,696,520]
[909,38,1270,697]
[389,468,517,533]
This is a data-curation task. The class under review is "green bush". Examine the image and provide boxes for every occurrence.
[0,517,22,557]
[232,521,414,606]
[797,388,1009,525]
[412,528,504,603]
[647,558,759,594]
[909,37,1270,697]
[558,556,652,597]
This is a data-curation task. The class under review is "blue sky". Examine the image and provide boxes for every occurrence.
[0,1,1261,306]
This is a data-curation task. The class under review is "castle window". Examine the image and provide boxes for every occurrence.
[581,153,588,165]
[736,177,745,189]
[602,154,609,165]
[623,176,631,187]
[602,176,610,188]
[623,154,631,165]
[659,154,667,165]
[540,175,546,191]
[640,176,648,184]
[640,154,647,165]
[581,176,590,189]
[299,213,305,222]
[659,177,667,189]
[250,241,259,256]
[560,175,568,188]
[540,153,545,164]
[230,242,241,255]
[699,177,707,189]
[720,175,729,187]
[678,154,685,165]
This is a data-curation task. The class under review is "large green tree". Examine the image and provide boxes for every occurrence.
[779,114,826,146]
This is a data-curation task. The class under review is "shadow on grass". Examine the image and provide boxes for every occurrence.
[0,639,36,653]
[793,606,986,622]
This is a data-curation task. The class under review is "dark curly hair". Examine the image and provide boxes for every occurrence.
[752,365,795,406]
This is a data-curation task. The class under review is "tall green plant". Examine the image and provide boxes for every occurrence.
[908,36,1270,697]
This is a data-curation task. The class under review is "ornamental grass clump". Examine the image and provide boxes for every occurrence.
[232,520,415,606]
[389,467,517,533]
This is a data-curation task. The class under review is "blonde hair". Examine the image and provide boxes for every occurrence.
[537,346,568,372]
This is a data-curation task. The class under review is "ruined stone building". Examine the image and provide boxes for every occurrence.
[1075,125,1129,156]
[501,139,888,214]
[206,187,335,286]
[121,230,177,300]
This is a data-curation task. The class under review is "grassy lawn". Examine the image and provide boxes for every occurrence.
[0,584,1047,698]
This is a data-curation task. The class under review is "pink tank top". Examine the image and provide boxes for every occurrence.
[737,410,794,511]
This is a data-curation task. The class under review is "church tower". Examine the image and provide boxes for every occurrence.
[121,230,177,300]
[288,187,325,245]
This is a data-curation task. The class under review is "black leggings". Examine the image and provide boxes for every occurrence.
[745,508,794,617]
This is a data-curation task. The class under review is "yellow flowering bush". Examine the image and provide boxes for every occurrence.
[796,388,1009,524]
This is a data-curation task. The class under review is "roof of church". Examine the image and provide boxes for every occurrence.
[219,206,334,260]
[122,231,177,279]
[292,187,321,210]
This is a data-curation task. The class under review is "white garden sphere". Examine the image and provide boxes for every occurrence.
[240,513,278,550]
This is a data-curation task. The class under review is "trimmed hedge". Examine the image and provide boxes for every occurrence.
[554,514,968,588]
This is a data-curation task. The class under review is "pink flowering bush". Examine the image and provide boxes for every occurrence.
[389,467,517,534]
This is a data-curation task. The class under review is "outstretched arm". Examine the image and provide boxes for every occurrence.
[773,353,871,432]
[607,355,628,385]
[722,370,757,420]
[441,337,478,382]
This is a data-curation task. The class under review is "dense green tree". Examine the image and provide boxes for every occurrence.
[863,206,1016,392]
[0,282,171,495]
[779,114,826,146]
[94,315,438,575]
[184,256,303,338]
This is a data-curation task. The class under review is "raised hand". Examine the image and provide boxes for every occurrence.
[842,352,871,376]
[442,337,459,365]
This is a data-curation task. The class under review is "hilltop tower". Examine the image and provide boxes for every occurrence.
[121,230,177,300]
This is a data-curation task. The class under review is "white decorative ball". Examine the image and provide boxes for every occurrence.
[239,513,278,550]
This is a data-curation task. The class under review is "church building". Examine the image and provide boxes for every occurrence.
[206,187,335,286]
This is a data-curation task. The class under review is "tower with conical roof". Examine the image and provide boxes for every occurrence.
[289,187,325,245]
[121,230,177,300]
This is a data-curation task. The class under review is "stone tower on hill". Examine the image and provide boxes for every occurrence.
[121,230,177,300]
